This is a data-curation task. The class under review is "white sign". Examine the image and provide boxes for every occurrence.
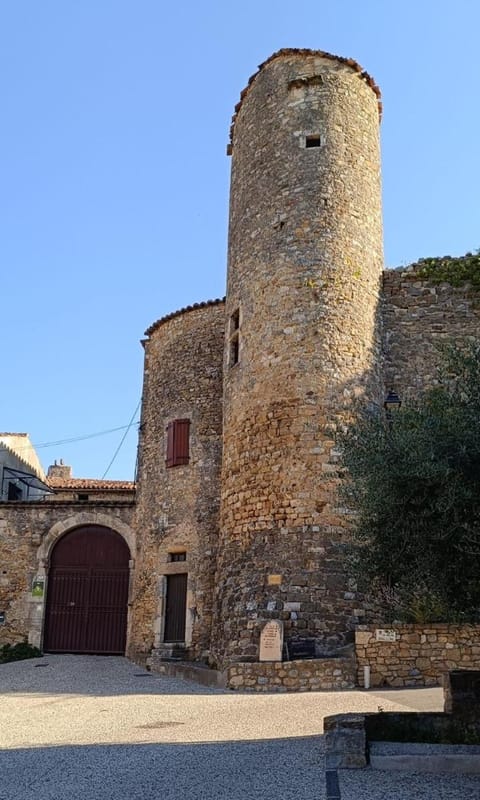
[375,629,397,642]
[259,620,284,662]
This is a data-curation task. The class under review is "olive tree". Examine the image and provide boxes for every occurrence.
[341,341,480,622]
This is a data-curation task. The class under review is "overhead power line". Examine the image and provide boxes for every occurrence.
[0,422,140,452]
[102,399,142,479]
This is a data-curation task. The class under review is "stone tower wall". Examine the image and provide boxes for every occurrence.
[383,269,480,397]
[213,51,384,666]
[130,301,225,662]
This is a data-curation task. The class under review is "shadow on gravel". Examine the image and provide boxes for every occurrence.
[0,736,324,800]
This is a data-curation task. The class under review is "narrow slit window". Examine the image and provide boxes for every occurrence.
[229,308,241,366]
[231,308,240,332]
[305,135,321,148]
[230,335,239,366]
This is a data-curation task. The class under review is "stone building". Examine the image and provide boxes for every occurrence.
[0,450,135,652]
[0,433,51,501]
[2,49,479,689]
[129,49,480,685]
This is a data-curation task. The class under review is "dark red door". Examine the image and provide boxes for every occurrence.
[164,573,187,642]
[44,526,130,654]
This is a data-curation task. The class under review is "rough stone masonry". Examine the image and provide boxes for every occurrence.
[2,50,479,689]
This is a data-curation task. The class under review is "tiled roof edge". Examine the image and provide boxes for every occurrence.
[228,48,382,153]
[144,297,225,338]
[48,478,135,490]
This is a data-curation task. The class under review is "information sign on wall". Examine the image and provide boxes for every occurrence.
[375,629,397,642]
[32,578,45,598]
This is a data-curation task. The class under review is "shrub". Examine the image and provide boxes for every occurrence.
[0,641,42,663]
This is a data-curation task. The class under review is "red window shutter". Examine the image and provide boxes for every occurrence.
[166,421,175,467]
[174,419,190,465]
[166,418,190,468]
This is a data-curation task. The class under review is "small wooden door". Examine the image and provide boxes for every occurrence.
[44,526,130,654]
[164,573,187,642]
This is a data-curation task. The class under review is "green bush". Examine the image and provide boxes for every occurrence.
[340,340,480,622]
[0,641,42,663]
[410,250,480,289]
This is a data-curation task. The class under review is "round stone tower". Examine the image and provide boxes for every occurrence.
[213,49,384,667]
[130,300,225,664]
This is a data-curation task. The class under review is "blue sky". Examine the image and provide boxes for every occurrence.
[1,1,479,480]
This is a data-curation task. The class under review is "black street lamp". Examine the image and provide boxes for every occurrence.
[384,389,402,424]
[384,389,402,413]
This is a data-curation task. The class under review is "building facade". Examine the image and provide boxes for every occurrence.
[0,454,135,652]
[2,50,479,686]
[128,50,480,677]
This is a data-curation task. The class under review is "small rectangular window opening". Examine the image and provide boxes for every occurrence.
[77,493,89,501]
[305,135,321,148]
[169,551,187,562]
[7,482,22,501]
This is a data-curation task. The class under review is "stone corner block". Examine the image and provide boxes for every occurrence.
[324,713,368,769]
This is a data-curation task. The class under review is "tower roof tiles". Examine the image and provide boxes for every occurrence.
[228,48,382,153]
[144,297,225,338]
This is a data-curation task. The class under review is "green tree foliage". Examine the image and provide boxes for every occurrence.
[341,342,480,622]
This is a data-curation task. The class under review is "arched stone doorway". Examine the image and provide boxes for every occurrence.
[43,525,130,654]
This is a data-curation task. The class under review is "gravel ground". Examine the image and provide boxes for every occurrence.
[0,655,447,800]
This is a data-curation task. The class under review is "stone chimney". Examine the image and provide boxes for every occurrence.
[47,459,72,480]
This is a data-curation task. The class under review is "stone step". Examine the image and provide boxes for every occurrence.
[369,741,480,774]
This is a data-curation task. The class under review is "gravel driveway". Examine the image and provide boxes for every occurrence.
[0,655,448,800]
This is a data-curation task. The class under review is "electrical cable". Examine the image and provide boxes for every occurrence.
[101,399,142,479]
[0,423,140,452]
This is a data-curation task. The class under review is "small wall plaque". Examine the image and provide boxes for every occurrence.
[284,602,301,612]
[32,578,45,599]
[267,574,282,586]
[375,628,397,642]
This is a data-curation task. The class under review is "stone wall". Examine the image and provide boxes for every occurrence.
[0,501,134,648]
[355,625,480,688]
[225,656,355,692]
[46,489,134,502]
[383,267,480,397]
[130,301,225,663]
[214,49,384,668]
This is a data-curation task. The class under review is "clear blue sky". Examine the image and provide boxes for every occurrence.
[1,1,479,480]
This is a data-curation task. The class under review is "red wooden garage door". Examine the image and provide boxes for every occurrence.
[43,526,130,654]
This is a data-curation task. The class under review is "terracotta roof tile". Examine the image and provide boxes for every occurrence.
[144,297,225,338]
[228,48,382,153]
[48,477,135,491]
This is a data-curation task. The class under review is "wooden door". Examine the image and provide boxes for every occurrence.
[44,526,130,654]
[164,573,187,642]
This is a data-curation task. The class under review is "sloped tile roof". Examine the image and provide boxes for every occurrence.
[145,297,225,338]
[48,477,135,491]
